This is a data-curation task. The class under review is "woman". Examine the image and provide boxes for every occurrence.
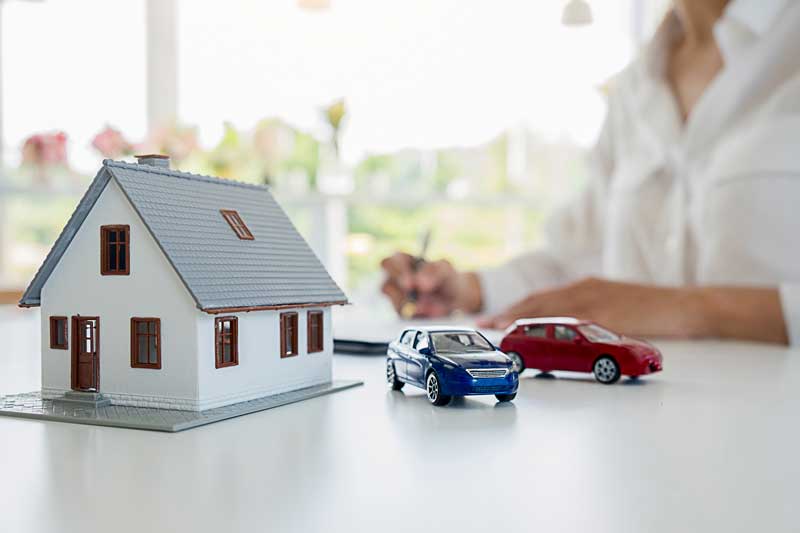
[381,0,800,345]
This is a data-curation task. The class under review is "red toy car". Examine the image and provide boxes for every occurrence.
[499,317,662,384]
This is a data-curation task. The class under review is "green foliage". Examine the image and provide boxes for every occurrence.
[487,133,510,193]
[346,202,544,289]
[8,196,77,245]
[282,132,320,187]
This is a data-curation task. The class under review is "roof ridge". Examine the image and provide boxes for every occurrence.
[103,159,270,191]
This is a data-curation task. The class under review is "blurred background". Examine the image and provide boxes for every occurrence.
[0,0,670,303]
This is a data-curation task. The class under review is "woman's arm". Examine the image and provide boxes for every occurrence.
[478,277,789,344]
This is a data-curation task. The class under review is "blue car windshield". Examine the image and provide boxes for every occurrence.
[431,332,493,354]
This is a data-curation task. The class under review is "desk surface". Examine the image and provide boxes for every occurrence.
[1,307,798,533]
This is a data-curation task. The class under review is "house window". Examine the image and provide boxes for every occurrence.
[49,316,68,349]
[101,225,130,275]
[215,316,239,368]
[131,318,161,369]
[307,311,324,353]
[280,312,299,358]
[220,209,254,240]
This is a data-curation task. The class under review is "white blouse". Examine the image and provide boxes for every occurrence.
[479,0,800,344]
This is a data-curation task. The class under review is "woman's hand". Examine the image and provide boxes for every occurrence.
[477,277,788,344]
[380,253,482,317]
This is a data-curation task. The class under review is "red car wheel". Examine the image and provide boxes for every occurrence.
[593,356,621,384]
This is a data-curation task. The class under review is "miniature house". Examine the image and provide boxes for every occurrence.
[19,155,347,411]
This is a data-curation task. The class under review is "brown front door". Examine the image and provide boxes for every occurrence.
[71,316,99,391]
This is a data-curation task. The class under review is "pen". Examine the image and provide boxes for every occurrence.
[400,228,432,319]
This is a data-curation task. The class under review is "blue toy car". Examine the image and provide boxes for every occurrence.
[386,326,518,405]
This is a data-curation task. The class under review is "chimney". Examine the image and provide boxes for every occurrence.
[135,154,170,168]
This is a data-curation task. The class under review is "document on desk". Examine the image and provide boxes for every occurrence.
[332,305,504,354]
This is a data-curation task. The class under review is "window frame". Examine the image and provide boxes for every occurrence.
[307,310,324,353]
[220,209,255,240]
[215,316,239,368]
[49,316,68,349]
[130,317,162,369]
[280,312,299,358]
[100,224,131,275]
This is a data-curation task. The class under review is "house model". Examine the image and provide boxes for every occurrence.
[19,155,348,412]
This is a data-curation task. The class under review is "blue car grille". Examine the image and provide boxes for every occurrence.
[466,368,508,379]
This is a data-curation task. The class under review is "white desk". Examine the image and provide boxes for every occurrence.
[1,306,798,533]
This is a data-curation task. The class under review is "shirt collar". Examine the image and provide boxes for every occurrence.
[644,0,789,73]
[723,0,789,36]
[714,0,789,63]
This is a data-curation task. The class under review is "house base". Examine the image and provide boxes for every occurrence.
[53,391,112,408]
[0,380,362,432]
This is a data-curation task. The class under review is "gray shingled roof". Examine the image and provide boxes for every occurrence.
[20,160,347,311]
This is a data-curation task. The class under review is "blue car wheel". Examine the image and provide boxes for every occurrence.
[506,352,525,374]
[426,371,452,406]
[387,361,404,391]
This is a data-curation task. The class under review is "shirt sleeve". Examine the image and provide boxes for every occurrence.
[780,284,800,346]
[477,111,615,315]
[697,116,800,345]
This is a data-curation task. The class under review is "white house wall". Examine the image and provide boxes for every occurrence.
[195,307,332,410]
[39,178,200,409]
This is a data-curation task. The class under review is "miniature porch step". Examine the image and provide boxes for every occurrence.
[54,391,112,408]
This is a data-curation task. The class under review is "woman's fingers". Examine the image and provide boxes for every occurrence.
[415,259,455,293]
[380,252,416,291]
[381,279,407,313]
[381,253,461,317]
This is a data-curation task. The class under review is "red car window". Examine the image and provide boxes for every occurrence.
[553,325,578,342]
[524,325,548,338]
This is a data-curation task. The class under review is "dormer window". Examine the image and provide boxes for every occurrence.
[220,209,254,240]
[101,225,130,275]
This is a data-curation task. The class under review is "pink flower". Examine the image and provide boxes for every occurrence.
[137,123,199,163]
[21,131,68,167]
[91,125,134,158]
